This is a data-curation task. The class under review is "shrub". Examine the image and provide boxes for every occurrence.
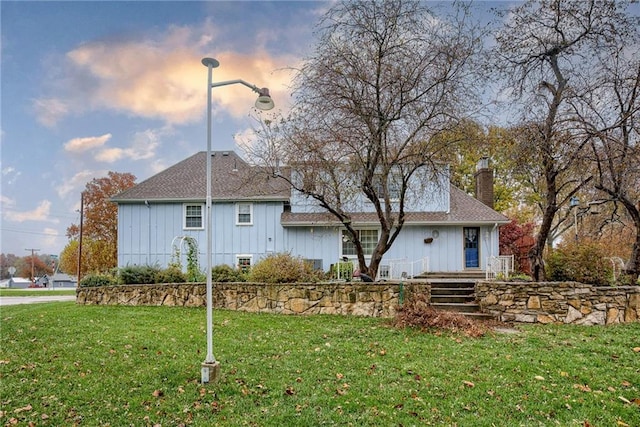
[119,265,161,285]
[79,274,118,288]
[392,293,488,337]
[248,253,315,283]
[211,264,247,282]
[155,266,186,284]
[545,242,613,285]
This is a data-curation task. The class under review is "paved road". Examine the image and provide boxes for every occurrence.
[0,295,76,306]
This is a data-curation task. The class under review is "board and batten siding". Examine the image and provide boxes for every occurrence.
[118,201,286,269]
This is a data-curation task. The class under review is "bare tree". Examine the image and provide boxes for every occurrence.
[575,38,640,283]
[250,0,484,278]
[493,0,635,281]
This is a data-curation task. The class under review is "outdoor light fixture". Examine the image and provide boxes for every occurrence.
[200,57,274,384]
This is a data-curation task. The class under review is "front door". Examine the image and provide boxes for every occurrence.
[464,227,480,268]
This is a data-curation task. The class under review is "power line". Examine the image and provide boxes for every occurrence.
[0,228,62,237]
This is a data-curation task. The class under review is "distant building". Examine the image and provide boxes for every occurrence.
[0,277,33,289]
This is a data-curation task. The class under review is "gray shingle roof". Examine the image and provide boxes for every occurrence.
[112,151,290,202]
[281,184,509,226]
[114,151,509,225]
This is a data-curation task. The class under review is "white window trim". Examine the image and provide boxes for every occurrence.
[235,202,254,226]
[340,229,379,257]
[235,254,253,271]
[183,203,204,230]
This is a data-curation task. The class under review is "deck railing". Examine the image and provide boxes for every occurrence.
[377,258,429,280]
[486,255,514,280]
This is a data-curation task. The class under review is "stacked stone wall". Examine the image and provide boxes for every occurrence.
[76,282,428,318]
[476,281,640,325]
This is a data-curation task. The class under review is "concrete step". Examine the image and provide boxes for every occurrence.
[431,287,475,296]
[417,271,485,280]
[431,295,476,304]
[431,302,482,313]
[428,280,477,288]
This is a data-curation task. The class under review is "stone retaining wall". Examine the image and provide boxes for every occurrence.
[476,281,640,325]
[76,282,428,318]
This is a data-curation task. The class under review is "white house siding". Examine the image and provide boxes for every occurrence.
[282,224,500,274]
[283,226,340,271]
[118,201,286,270]
[288,168,450,214]
[211,201,285,266]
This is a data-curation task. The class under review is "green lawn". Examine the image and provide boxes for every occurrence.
[1,303,638,426]
[0,289,76,297]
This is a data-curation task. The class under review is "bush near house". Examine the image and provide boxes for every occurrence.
[79,263,248,287]
[79,274,118,288]
[211,264,247,282]
[119,265,162,285]
[248,252,319,283]
[545,242,614,285]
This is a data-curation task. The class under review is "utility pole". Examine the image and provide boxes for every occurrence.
[77,191,84,285]
[25,248,40,284]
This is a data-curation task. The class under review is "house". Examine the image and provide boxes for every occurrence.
[0,277,34,289]
[112,151,509,278]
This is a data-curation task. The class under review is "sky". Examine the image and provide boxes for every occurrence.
[6,0,605,258]
[1,0,329,257]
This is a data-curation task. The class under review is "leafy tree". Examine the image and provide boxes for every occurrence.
[445,121,525,213]
[499,219,535,275]
[18,255,52,281]
[63,171,136,278]
[251,0,484,278]
[0,253,19,279]
[492,0,636,280]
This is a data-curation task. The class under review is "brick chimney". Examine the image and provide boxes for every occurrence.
[474,157,494,209]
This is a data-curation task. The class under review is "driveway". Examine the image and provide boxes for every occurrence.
[0,295,76,306]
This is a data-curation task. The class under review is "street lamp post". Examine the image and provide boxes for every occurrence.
[201,57,274,384]
[570,196,579,242]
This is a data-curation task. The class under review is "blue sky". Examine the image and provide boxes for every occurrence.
[1,1,326,257]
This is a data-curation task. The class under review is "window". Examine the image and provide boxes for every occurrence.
[184,204,204,229]
[373,173,401,201]
[342,229,378,256]
[236,255,253,272]
[236,202,253,225]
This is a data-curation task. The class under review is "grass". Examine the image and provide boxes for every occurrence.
[1,303,638,426]
[0,289,76,297]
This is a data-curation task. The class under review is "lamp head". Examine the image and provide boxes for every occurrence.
[255,88,275,110]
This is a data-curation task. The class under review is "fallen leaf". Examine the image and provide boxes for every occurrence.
[618,396,631,404]
[336,373,344,380]
[622,380,632,387]
[633,347,640,353]
[152,389,164,397]
[14,404,32,413]
[574,384,591,392]
[632,398,640,405]
[617,421,630,427]
[560,371,569,377]
[463,381,475,388]
[284,386,295,396]
[534,375,545,381]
